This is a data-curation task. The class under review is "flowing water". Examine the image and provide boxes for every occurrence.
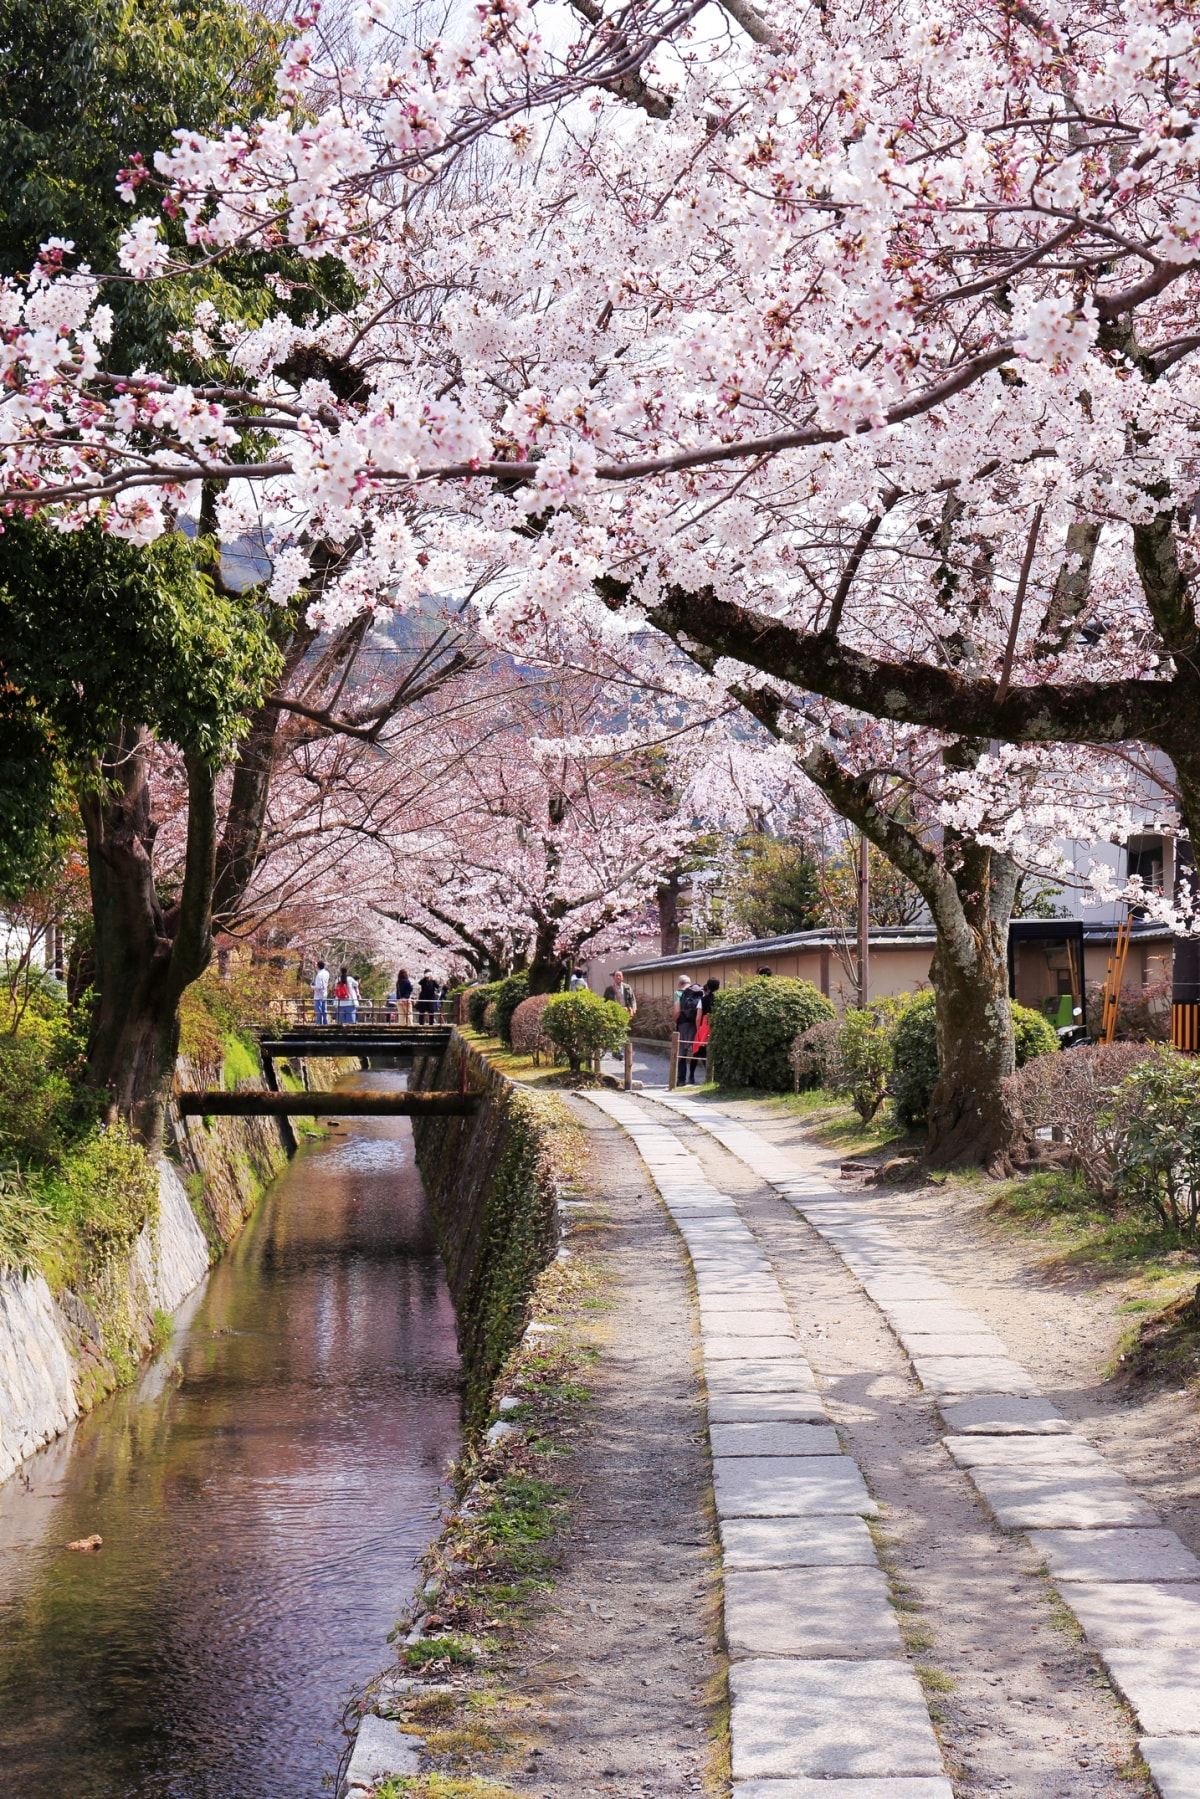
[0,1075,462,1798]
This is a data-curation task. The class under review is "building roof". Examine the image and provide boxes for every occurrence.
[622,924,938,976]
[622,917,1176,978]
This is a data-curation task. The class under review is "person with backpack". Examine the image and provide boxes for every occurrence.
[673,973,705,1085]
[691,978,719,1082]
[334,964,356,1026]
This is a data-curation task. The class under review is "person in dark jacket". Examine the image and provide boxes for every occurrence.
[673,973,705,1084]
[395,967,414,1024]
[691,978,719,1082]
[416,969,440,1023]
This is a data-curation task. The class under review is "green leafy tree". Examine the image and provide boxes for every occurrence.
[829,997,908,1123]
[0,0,300,1143]
[727,834,823,939]
[542,991,630,1074]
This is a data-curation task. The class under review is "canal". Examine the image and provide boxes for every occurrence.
[0,1074,462,1798]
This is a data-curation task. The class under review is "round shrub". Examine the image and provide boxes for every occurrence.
[510,993,553,1060]
[494,970,530,1047]
[1013,1005,1060,1064]
[466,981,502,1032]
[892,989,1059,1130]
[542,990,630,1073]
[709,977,834,1092]
[483,999,498,1034]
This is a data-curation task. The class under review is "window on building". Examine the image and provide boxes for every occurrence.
[1126,835,1165,892]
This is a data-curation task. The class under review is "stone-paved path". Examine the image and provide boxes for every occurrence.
[585,1090,953,1799]
[646,1092,1200,1799]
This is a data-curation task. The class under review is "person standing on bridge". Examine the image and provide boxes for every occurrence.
[416,969,439,1023]
[395,968,414,1025]
[334,965,357,1026]
[312,959,330,1025]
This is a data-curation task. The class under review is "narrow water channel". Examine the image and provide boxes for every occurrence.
[0,1074,462,1798]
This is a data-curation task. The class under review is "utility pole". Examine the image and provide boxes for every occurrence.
[857,832,870,1009]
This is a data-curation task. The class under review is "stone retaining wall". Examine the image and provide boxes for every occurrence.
[0,1049,360,1487]
[409,1032,572,1431]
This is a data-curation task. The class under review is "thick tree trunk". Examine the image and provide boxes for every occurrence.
[925,919,1020,1172]
[526,918,568,995]
[77,730,217,1151]
[658,872,683,956]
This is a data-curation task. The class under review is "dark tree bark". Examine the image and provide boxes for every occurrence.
[77,728,216,1151]
[657,871,683,955]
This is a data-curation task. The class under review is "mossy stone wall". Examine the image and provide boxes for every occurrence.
[410,1035,571,1431]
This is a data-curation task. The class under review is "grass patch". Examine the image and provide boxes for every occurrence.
[915,1663,956,1693]
[989,1167,1200,1286]
[372,1778,521,1798]
[1113,1280,1200,1393]
[401,1636,477,1672]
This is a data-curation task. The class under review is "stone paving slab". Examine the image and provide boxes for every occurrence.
[1059,1580,1200,1648]
[943,1434,1106,1469]
[733,1781,955,1798]
[897,1333,1012,1357]
[912,1354,1041,1395]
[1028,1528,1200,1586]
[704,1334,805,1360]
[711,1421,842,1458]
[729,1659,945,1780]
[708,1390,830,1425]
[706,1358,822,1394]
[725,1565,902,1659]
[714,1455,877,1518]
[857,1277,956,1304]
[881,1304,997,1336]
[720,1515,878,1570]
[962,1464,1160,1530]
[700,1310,797,1339]
[939,1395,1070,1435]
[1137,1737,1200,1799]
[343,1715,423,1792]
[695,1281,791,1306]
[1102,1647,1200,1735]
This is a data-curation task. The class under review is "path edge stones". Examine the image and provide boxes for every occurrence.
[585,1089,953,1797]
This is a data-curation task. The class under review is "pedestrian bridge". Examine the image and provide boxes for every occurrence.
[176,1023,476,1118]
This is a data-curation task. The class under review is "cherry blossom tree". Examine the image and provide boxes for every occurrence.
[10,0,1200,1153]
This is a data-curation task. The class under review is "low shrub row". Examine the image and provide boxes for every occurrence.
[1010,1042,1200,1237]
[467,981,631,1073]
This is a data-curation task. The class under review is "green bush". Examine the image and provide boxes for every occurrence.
[35,1123,159,1265]
[829,997,907,1122]
[467,981,503,1032]
[710,977,834,1092]
[494,970,530,1047]
[1105,1048,1200,1236]
[891,989,1059,1131]
[0,1034,77,1163]
[542,990,630,1073]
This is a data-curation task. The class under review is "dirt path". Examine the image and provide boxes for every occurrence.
[649,1097,1151,1799]
[708,1100,1200,1562]
[507,1096,720,1798]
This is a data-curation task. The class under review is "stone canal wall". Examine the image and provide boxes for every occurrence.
[0,1049,359,1487]
[409,1032,579,1430]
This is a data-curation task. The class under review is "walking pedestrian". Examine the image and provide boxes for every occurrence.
[604,970,637,1059]
[691,978,719,1083]
[395,967,414,1025]
[312,958,330,1025]
[334,964,357,1025]
[673,972,705,1085]
[568,966,588,991]
[416,968,439,1023]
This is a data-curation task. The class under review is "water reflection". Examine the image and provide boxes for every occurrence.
[0,1078,461,1798]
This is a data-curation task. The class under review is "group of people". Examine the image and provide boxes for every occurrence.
[389,968,445,1024]
[673,973,719,1086]
[311,960,362,1025]
[310,961,445,1024]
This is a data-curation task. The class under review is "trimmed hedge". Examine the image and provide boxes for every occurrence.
[494,971,530,1047]
[542,990,630,1072]
[892,989,1059,1130]
[710,977,834,1091]
[467,981,503,1031]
